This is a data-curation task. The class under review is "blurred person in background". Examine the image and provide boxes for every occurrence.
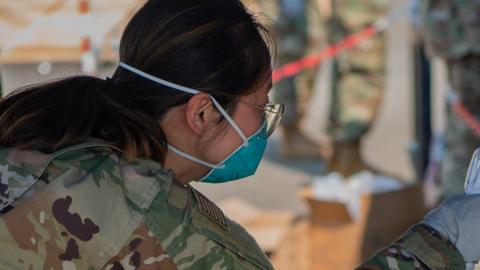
[0,0,480,269]
[272,0,326,159]
[421,0,480,199]
[246,0,326,159]
[326,0,387,177]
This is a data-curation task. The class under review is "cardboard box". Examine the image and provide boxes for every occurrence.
[300,184,426,270]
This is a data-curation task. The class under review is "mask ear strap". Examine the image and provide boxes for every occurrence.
[209,97,249,146]
[167,145,226,169]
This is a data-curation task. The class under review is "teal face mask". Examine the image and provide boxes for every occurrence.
[168,122,268,183]
[200,123,267,182]
[119,62,269,183]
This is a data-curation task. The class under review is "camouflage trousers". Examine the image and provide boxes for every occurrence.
[441,56,480,198]
[327,0,387,141]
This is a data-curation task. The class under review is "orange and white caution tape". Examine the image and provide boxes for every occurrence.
[272,6,406,84]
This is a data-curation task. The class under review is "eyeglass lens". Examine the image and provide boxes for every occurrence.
[264,103,284,138]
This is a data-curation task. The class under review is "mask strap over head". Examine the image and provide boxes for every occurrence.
[118,62,249,145]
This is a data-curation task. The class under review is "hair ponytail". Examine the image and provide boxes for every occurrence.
[0,76,167,162]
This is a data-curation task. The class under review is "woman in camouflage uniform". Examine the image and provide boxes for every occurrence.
[0,0,478,269]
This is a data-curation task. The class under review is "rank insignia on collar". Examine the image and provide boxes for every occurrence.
[190,187,230,230]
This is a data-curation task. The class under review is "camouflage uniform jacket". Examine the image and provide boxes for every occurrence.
[0,142,273,269]
[357,225,465,270]
[0,142,466,270]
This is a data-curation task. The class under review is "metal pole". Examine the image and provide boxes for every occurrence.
[413,42,432,181]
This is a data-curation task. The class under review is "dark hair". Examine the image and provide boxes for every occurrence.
[0,0,273,163]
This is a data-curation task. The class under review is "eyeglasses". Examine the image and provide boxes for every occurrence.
[240,101,284,138]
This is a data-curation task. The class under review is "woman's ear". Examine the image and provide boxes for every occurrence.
[184,93,219,135]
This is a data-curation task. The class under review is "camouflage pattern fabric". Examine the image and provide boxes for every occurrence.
[275,0,307,64]
[357,224,465,270]
[246,0,322,125]
[0,142,273,269]
[421,0,480,198]
[328,0,386,141]
[421,0,480,60]
[264,0,308,125]
[0,142,467,269]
